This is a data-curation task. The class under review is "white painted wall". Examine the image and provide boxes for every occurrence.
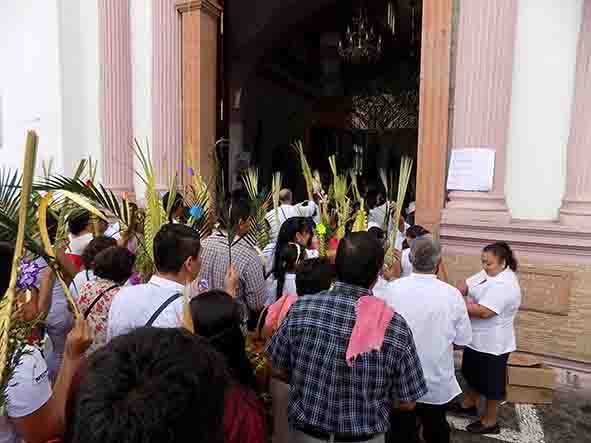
[58,0,102,178]
[0,1,64,176]
[505,0,583,220]
[0,1,102,179]
[130,0,153,200]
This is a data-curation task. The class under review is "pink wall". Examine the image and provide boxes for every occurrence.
[99,0,135,196]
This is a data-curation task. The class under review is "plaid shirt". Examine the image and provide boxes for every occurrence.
[197,232,266,320]
[266,282,427,435]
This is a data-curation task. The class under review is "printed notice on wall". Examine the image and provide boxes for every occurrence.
[446,148,495,192]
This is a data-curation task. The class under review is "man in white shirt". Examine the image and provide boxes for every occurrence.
[265,188,317,243]
[107,224,202,340]
[375,236,472,443]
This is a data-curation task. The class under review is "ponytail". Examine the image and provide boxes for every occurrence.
[483,241,518,272]
[273,243,305,301]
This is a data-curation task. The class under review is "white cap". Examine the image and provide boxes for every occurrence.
[367,222,381,230]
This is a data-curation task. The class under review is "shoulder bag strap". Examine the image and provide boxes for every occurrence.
[83,284,120,319]
[145,292,183,327]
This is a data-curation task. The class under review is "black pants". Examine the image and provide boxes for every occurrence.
[387,404,450,443]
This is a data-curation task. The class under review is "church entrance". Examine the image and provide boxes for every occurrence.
[219,0,452,232]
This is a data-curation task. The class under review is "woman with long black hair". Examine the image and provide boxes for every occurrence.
[452,242,522,435]
[264,216,314,276]
[264,242,306,305]
[188,290,265,443]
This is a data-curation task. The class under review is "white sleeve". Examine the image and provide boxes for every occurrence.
[466,271,487,289]
[6,349,52,418]
[106,297,121,342]
[478,282,509,315]
[295,201,316,218]
[453,293,472,346]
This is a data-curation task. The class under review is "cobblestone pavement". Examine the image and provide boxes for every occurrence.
[450,372,591,443]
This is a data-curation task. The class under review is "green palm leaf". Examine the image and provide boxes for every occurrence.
[34,176,133,229]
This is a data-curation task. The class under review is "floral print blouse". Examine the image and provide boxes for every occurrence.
[76,278,122,354]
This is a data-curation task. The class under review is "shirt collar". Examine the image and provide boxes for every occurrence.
[410,272,438,279]
[333,281,373,298]
[148,275,185,292]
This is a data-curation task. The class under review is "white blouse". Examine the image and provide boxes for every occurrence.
[466,268,522,356]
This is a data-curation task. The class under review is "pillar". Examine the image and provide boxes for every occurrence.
[414,0,453,235]
[442,0,517,223]
[560,0,591,228]
[99,0,135,197]
[153,0,182,189]
[176,0,222,183]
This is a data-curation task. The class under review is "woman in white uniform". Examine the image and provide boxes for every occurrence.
[452,242,521,435]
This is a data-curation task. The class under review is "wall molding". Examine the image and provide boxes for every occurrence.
[441,218,591,264]
[175,0,222,17]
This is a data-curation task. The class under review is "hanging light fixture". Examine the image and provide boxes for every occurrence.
[338,2,383,64]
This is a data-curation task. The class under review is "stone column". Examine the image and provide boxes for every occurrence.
[153,0,183,190]
[442,0,517,223]
[414,0,453,235]
[176,0,222,183]
[560,0,591,228]
[99,0,135,197]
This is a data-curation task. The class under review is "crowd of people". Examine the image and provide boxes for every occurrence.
[0,185,522,443]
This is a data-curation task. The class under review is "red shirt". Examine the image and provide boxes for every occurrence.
[224,383,266,443]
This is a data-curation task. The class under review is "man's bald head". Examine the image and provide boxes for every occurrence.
[279,189,293,205]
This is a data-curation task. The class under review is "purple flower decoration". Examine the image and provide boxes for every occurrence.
[16,260,41,290]
[188,167,194,177]
[190,204,204,219]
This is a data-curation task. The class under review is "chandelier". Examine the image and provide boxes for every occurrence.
[338,6,383,64]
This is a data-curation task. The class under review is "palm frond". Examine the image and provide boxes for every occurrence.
[292,140,314,201]
[242,168,272,251]
[0,168,23,220]
[34,176,132,228]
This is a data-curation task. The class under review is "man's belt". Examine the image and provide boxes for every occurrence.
[295,424,378,442]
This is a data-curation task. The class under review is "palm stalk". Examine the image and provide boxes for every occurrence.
[292,140,314,201]
[0,131,38,411]
[38,193,80,318]
[271,172,282,230]
[134,140,166,275]
[384,157,414,266]
[329,156,351,240]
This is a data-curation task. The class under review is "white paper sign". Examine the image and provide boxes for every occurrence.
[446,148,495,192]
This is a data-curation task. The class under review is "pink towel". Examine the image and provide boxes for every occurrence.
[346,296,395,366]
[264,294,298,334]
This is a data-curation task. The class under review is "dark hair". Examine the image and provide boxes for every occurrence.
[67,327,229,443]
[483,241,518,272]
[218,197,251,228]
[46,211,58,244]
[272,217,313,276]
[406,225,430,240]
[94,247,135,284]
[189,291,257,391]
[368,226,385,241]
[0,242,14,297]
[296,258,336,296]
[153,224,200,273]
[402,225,430,250]
[81,236,117,270]
[162,191,185,222]
[365,186,379,210]
[272,243,306,302]
[335,232,384,288]
[68,211,91,236]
